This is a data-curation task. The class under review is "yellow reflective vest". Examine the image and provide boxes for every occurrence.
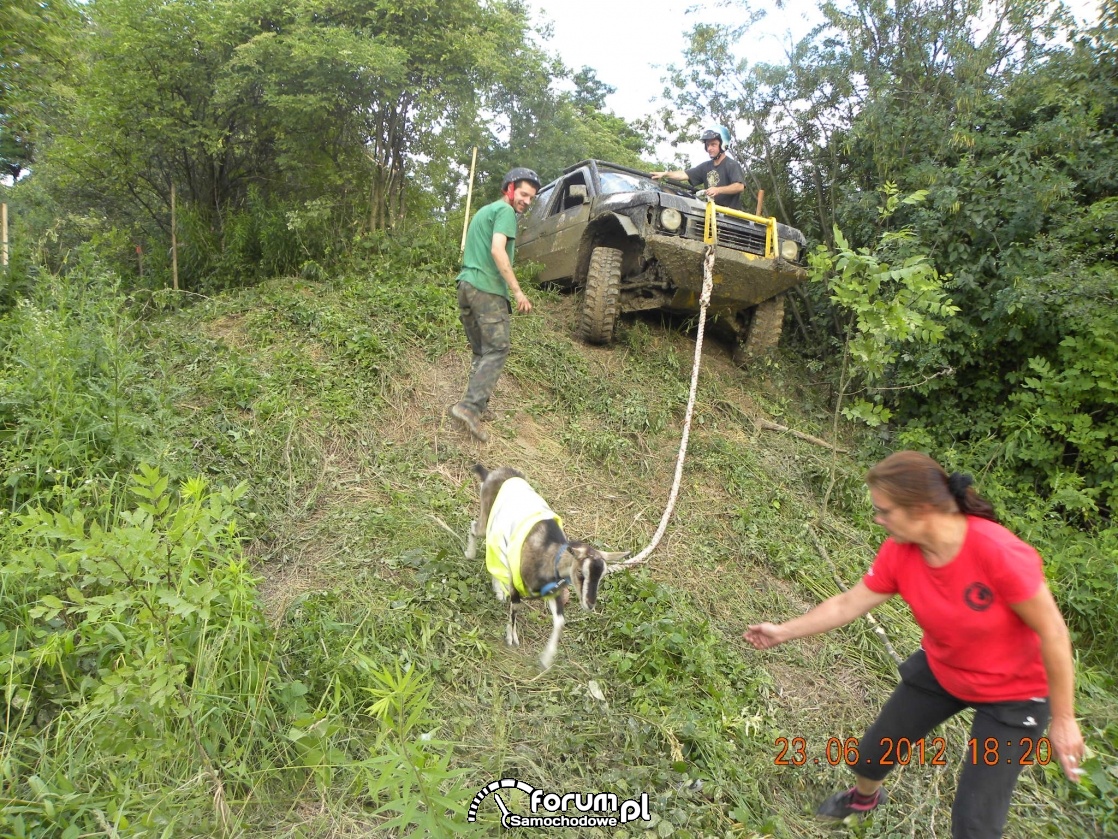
[485,477,563,598]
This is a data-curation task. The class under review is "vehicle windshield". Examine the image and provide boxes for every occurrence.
[598,171,663,195]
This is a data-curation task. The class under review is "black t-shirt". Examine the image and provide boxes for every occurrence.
[686,155,747,210]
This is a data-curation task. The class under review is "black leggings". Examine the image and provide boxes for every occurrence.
[856,650,1050,839]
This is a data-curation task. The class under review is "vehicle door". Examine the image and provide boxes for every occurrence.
[515,182,555,260]
[516,168,593,283]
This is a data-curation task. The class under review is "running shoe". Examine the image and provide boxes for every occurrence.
[816,786,888,820]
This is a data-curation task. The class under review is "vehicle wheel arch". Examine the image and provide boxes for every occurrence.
[575,217,640,285]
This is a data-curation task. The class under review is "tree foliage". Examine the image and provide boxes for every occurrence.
[660,0,1118,519]
[810,186,958,429]
[0,0,79,180]
[10,0,645,289]
[480,63,649,190]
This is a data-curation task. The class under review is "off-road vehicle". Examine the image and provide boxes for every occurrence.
[517,160,808,362]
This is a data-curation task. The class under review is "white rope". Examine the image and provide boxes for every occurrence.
[608,239,716,572]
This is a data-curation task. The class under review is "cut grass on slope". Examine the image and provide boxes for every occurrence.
[147,268,1113,838]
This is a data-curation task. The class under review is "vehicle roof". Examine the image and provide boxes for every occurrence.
[562,159,652,179]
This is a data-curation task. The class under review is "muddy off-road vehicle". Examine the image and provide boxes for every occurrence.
[517,159,809,362]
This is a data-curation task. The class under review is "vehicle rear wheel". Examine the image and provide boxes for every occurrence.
[578,246,622,344]
[733,295,784,364]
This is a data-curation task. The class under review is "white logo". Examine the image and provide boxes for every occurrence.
[467,778,652,829]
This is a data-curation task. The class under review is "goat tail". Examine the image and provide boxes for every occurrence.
[471,463,489,483]
[467,778,536,822]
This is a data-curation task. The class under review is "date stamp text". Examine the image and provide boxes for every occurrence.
[773,736,1052,767]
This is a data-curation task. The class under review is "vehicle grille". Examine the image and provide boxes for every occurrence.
[683,214,767,256]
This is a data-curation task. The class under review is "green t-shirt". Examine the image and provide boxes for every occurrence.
[456,199,518,298]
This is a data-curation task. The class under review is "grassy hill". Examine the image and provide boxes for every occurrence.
[1,232,1113,837]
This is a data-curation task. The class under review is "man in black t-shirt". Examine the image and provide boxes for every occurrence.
[652,125,747,211]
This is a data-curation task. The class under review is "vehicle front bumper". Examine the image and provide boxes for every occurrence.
[644,234,808,312]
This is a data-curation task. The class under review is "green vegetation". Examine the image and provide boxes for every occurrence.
[2,0,1116,834]
[657,0,1118,526]
[2,0,649,292]
[1,239,1115,835]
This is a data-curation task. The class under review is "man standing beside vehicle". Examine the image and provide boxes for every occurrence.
[448,167,541,443]
[651,125,747,211]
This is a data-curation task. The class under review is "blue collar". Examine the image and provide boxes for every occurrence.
[538,544,572,597]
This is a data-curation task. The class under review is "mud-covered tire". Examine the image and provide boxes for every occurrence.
[578,246,622,344]
[733,296,784,364]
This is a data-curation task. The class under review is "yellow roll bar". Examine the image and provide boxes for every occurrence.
[703,201,780,259]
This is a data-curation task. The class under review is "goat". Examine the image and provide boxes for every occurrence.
[465,464,628,669]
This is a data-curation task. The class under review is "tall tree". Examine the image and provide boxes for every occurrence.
[658,0,1118,515]
[16,0,653,287]
[481,61,649,192]
[891,3,1118,513]
[34,0,540,283]
[0,0,80,179]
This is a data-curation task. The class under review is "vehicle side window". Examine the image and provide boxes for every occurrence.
[525,185,555,223]
[550,171,590,216]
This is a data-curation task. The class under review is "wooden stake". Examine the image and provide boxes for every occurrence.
[755,189,765,216]
[1,203,8,271]
[460,146,478,253]
[170,181,179,291]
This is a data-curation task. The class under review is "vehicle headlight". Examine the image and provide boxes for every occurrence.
[660,208,683,232]
[780,239,800,261]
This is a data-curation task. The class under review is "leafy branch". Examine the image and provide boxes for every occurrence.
[810,185,959,512]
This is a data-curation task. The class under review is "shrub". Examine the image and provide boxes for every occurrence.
[0,268,159,512]
[0,466,295,833]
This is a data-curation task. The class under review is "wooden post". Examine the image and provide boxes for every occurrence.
[460,146,478,253]
[1,203,8,272]
[755,189,765,216]
[170,181,179,291]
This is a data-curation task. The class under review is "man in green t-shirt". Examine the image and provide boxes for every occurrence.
[448,167,541,442]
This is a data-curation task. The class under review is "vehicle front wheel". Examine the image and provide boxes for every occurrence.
[733,295,784,364]
[578,246,622,345]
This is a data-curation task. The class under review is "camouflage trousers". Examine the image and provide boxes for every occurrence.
[457,281,511,415]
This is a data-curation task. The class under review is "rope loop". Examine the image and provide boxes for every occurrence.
[608,237,717,572]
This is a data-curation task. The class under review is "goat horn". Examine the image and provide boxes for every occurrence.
[600,550,631,562]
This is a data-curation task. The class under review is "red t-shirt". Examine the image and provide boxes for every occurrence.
[862,516,1048,703]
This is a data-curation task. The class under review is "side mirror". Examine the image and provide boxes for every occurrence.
[568,184,588,204]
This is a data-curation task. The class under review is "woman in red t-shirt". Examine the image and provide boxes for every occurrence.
[744,451,1085,839]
